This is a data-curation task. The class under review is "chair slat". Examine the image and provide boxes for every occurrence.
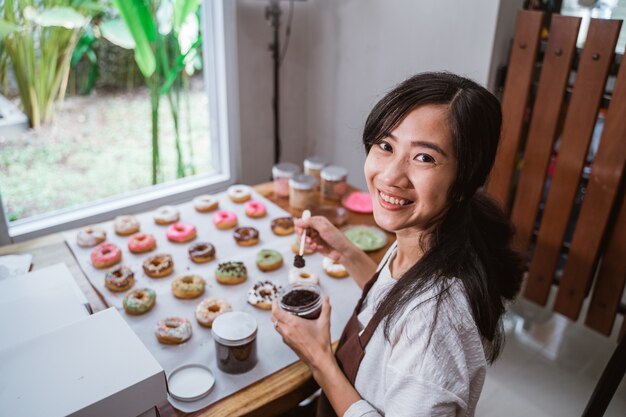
[511,15,581,256]
[485,10,544,209]
[523,19,622,306]
[584,193,626,335]
[554,42,626,320]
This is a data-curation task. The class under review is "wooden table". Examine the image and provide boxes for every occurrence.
[0,183,393,417]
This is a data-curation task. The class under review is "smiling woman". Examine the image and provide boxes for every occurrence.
[271,72,524,417]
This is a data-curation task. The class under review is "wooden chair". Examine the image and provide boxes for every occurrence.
[485,10,626,417]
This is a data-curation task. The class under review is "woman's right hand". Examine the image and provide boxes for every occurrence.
[295,215,356,263]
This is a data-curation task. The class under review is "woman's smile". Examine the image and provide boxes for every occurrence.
[377,190,414,209]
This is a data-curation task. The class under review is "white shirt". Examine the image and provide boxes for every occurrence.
[344,242,487,417]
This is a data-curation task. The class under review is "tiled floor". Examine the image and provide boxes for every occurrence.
[476,298,626,417]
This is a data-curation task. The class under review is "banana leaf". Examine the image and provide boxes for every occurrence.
[173,0,199,31]
[0,19,20,39]
[100,18,136,49]
[27,7,90,29]
[111,0,156,77]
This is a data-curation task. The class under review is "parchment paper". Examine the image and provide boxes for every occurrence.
[64,189,361,412]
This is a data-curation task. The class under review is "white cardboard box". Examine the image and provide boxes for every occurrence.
[0,263,90,350]
[0,308,167,417]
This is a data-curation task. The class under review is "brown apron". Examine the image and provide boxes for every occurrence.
[316,270,382,417]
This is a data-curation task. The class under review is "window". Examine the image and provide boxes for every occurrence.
[0,0,240,244]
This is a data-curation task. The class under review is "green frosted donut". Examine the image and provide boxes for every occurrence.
[256,249,284,272]
[344,226,387,252]
[123,287,156,315]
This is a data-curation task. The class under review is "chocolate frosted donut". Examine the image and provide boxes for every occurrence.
[233,227,259,247]
[270,217,294,236]
[188,242,216,263]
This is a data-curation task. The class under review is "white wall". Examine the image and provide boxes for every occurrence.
[236,0,523,189]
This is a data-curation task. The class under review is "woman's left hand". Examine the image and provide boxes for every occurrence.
[271,296,334,369]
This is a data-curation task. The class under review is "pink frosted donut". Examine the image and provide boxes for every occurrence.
[166,223,197,243]
[91,242,122,269]
[128,233,156,253]
[245,200,267,218]
[212,210,238,230]
[342,191,373,214]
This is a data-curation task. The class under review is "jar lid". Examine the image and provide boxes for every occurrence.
[304,156,326,170]
[289,174,317,190]
[212,312,257,346]
[167,363,215,402]
[321,165,348,181]
[272,162,300,178]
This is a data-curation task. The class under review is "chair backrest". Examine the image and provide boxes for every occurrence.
[485,10,626,337]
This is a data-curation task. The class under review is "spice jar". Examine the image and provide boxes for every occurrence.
[279,283,323,320]
[212,312,258,374]
[289,174,317,210]
[272,162,300,198]
[303,156,326,187]
[321,165,348,201]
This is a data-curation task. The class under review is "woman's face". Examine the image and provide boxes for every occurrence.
[364,104,457,235]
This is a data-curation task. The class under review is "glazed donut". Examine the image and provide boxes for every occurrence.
[227,184,252,203]
[290,236,315,256]
[195,297,232,328]
[323,257,349,278]
[212,210,238,230]
[127,233,156,254]
[193,194,219,212]
[247,280,281,310]
[105,265,135,292]
[215,261,247,285]
[245,200,267,218]
[91,242,122,269]
[123,288,156,315]
[233,227,259,247]
[271,217,295,236]
[171,274,206,299]
[288,267,320,285]
[166,222,197,243]
[143,254,174,278]
[188,242,216,263]
[256,249,283,272]
[114,215,140,236]
[153,205,180,225]
[77,226,106,248]
[155,317,192,344]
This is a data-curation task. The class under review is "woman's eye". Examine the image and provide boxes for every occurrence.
[377,141,392,152]
[415,153,435,163]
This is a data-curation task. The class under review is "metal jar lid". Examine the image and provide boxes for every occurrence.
[212,311,257,347]
[289,174,317,190]
[272,162,300,178]
[321,165,348,181]
[304,156,326,170]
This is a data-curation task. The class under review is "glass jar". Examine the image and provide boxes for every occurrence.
[289,174,317,210]
[272,162,300,198]
[279,283,323,320]
[303,156,326,187]
[321,165,348,201]
[212,312,258,374]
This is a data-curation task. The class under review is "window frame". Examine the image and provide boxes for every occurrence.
[0,0,241,245]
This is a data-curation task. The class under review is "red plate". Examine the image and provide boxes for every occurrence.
[342,192,373,214]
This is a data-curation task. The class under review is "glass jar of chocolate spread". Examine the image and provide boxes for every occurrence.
[212,312,258,374]
[272,162,300,198]
[279,283,323,320]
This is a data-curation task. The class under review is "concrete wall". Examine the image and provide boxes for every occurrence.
[236,0,523,189]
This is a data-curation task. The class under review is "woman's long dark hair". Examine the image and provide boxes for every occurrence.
[364,72,523,363]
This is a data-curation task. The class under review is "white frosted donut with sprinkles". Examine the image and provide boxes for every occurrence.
[227,184,252,203]
[288,267,320,285]
[155,317,192,344]
[247,280,280,310]
[322,257,349,278]
[153,205,180,225]
[193,194,219,212]
[77,225,106,248]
